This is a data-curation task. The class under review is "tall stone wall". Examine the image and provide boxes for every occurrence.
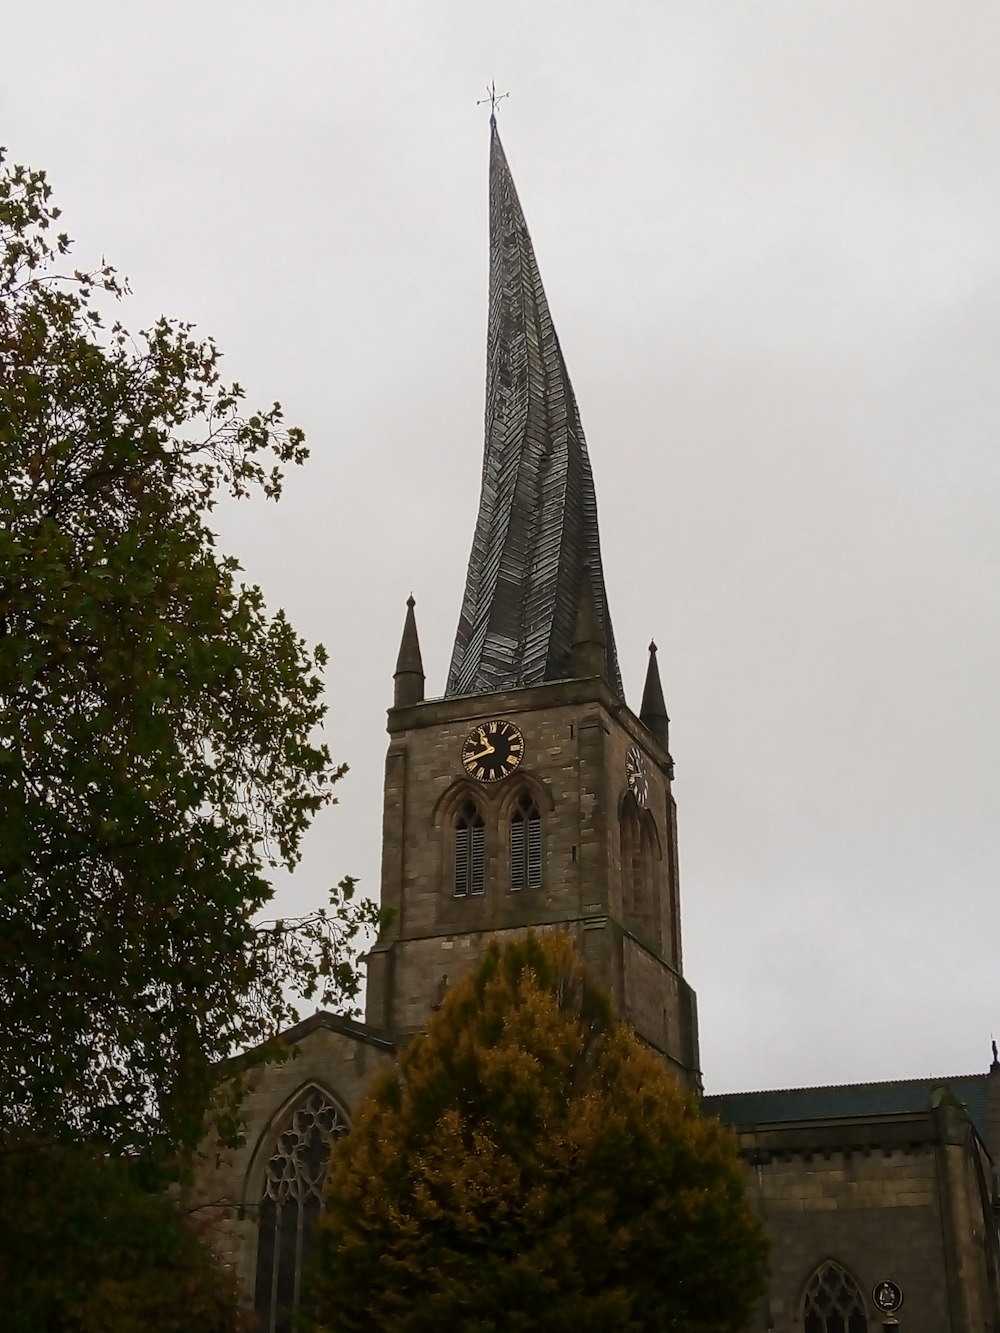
[367,677,699,1081]
[725,1104,1000,1332]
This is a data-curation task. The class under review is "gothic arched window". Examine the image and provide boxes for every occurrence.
[253,1087,348,1333]
[802,1260,869,1333]
[636,814,659,945]
[620,797,640,921]
[510,793,542,890]
[454,801,485,897]
[619,797,660,947]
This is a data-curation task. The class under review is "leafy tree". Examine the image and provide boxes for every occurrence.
[0,148,376,1159]
[1,1138,250,1333]
[310,932,767,1333]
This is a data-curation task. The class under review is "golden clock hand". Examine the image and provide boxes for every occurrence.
[466,745,496,761]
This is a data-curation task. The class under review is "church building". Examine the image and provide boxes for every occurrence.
[192,119,1000,1333]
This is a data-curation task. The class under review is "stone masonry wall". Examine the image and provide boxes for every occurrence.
[369,678,698,1078]
[728,1107,1000,1333]
[753,1143,948,1331]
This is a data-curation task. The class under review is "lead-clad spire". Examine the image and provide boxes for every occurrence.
[446,120,623,699]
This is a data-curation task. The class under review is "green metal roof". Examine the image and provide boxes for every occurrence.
[703,1074,990,1142]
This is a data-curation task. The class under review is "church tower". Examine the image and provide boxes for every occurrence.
[365,119,700,1087]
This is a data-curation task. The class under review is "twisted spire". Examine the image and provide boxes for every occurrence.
[446,121,622,698]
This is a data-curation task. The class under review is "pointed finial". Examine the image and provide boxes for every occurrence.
[393,594,424,708]
[477,80,509,126]
[991,1036,999,1071]
[640,639,669,751]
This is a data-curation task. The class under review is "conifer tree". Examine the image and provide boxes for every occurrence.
[310,932,766,1332]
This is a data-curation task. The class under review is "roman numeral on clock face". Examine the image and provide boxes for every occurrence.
[461,719,526,783]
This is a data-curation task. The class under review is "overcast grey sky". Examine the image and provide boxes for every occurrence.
[6,2,1000,1094]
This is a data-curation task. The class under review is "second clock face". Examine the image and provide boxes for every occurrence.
[461,719,524,783]
[625,744,649,807]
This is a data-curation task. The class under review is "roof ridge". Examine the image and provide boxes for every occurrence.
[703,1071,987,1099]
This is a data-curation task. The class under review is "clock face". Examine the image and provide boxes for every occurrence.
[461,719,525,783]
[625,744,649,807]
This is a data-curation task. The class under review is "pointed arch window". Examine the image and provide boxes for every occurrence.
[454,801,485,897]
[253,1087,348,1333]
[510,793,542,890]
[619,798,660,948]
[802,1260,869,1333]
[620,798,641,921]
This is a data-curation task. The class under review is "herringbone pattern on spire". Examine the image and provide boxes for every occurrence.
[446,121,622,698]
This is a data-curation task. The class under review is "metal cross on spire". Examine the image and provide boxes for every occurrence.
[476,80,509,124]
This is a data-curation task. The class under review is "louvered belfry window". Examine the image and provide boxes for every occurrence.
[510,793,542,890]
[454,801,485,896]
[802,1260,869,1333]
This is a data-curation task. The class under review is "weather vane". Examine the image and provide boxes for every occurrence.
[477,80,509,122]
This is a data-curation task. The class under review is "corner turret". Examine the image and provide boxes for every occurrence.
[393,595,424,708]
[639,640,669,751]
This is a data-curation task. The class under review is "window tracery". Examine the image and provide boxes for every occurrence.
[253,1087,348,1333]
[802,1260,869,1333]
